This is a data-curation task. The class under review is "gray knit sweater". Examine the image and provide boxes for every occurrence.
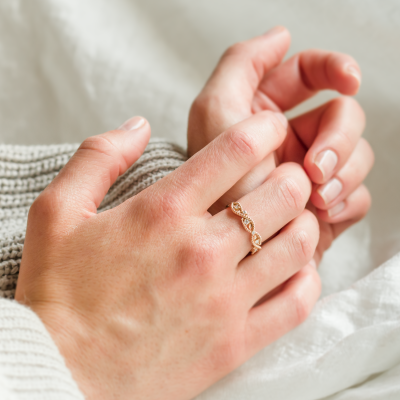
[0,139,186,399]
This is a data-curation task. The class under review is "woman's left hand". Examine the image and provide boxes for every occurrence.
[188,26,374,263]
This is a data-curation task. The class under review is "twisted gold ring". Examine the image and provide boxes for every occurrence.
[230,202,262,254]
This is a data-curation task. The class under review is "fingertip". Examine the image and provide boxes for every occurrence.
[118,116,151,144]
[263,25,291,40]
[316,184,371,224]
[304,158,325,185]
[119,116,150,132]
[339,64,361,95]
[304,162,325,185]
[101,116,151,168]
[321,52,361,95]
[316,204,345,223]
[332,59,361,95]
[304,148,338,185]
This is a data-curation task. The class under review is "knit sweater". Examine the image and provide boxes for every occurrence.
[0,139,186,399]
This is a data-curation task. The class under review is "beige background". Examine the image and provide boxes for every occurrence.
[0,0,399,295]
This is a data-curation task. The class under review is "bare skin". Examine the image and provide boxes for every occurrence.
[16,113,321,400]
[14,27,374,400]
[188,26,374,263]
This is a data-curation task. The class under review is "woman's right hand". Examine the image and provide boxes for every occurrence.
[16,113,320,400]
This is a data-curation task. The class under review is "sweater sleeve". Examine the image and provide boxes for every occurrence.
[0,138,187,399]
[0,299,84,400]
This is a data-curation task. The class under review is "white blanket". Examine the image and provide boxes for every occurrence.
[198,253,400,400]
[1,0,399,398]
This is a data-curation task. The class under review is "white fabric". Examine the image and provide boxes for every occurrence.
[197,253,400,400]
[0,299,84,399]
[0,0,399,398]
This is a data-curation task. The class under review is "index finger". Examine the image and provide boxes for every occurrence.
[158,111,287,215]
[257,49,361,112]
[200,26,291,113]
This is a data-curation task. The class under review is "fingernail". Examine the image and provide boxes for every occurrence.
[273,112,288,129]
[263,26,287,37]
[119,116,145,131]
[314,149,338,180]
[317,178,343,204]
[309,258,317,269]
[327,201,345,217]
[345,64,361,84]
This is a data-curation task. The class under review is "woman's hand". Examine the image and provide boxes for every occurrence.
[16,113,320,400]
[188,26,374,263]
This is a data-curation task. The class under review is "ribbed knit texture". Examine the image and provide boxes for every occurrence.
[0,299,84,400]
[0,138,186,399]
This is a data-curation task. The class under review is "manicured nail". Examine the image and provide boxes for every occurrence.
[273,112,288,129]
[315,149,338,180]
[309,259,317,269]
[119,116,145,131]
[264,26,287,37]
[318,178,343,204]
[327,201,345,217]
[345,64,361,84]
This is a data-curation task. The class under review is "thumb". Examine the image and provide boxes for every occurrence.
[40,116,150,225]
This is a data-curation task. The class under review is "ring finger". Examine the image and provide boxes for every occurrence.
[211,162,311,263]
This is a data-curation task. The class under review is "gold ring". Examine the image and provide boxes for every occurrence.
[230,202,262,254]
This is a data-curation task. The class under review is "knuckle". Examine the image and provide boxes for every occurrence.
[277,175,306,212]
[211,335,242,372]
[78,135,125,179]
[290,285,316,326]
[353,187,372,221]
[190,93,224,126]
[151,191,183,221]
[223,41,248,58]
[28,193,50,222]
[288,229,314,263]
[254,111,287,145]
[27,190,61,236]
[185,238,220,277]
[80,135,116,156]
[79,134,127,173]
[360,138,375,167]
[293,294,310,325]
[190,97,206,120]
[337,96,365,118]
[190,94,211,115]
[330,97,366,140]
[335,125,354,149]
[225,129,258,161]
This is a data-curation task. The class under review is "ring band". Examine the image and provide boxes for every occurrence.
[230,202,262,254]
